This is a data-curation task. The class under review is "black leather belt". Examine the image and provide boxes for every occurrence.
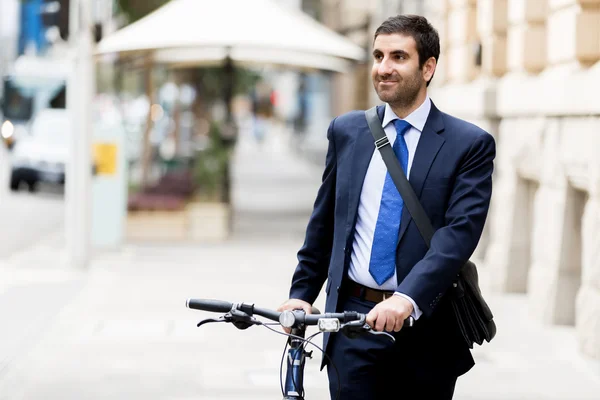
[343,279,395,304]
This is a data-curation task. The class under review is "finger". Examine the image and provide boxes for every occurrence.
[278,300,309,312]
[385,314,396,332]
[366,309,378,328]
[375,312,387,332]
[277,300,294,312]
[393,317,404,332]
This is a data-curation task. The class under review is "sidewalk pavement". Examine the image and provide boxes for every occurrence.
[0,122,599,399]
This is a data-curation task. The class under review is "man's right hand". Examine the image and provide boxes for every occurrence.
[276,299,313,334]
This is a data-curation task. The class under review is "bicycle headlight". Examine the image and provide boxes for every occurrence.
[279,311,296,328]
[1,121,14,139]
[318,318,340,332]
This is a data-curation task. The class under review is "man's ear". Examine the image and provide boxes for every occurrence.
[423,57,437,83]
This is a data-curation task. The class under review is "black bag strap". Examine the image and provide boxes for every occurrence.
[365,106,435,247]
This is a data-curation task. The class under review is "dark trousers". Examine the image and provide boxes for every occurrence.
[326,295,458,400]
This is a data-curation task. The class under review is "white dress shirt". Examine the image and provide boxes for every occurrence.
[347,96,432,320]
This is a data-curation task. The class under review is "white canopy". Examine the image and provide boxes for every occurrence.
[96,0,366,72]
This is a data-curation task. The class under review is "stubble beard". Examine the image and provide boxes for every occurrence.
[374,74,423,111]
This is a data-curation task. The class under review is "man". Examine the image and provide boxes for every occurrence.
[278,15,496,400]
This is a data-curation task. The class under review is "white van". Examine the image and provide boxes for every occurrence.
[9,109,69,191]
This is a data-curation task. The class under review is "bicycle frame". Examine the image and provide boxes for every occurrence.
[283,326,309,400]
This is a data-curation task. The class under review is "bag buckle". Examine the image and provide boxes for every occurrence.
[375,136,390,149]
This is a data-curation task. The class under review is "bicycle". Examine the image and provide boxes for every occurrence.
[186,298,414,400]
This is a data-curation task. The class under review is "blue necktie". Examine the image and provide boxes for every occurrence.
[368,119,411,286]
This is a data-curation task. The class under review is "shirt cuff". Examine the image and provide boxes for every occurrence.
[393,292,423,320]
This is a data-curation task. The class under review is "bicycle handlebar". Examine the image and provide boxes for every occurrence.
[186,298,415,330]
[186,298,232,313]
[186,298,357,323]
[186,298,413,400]
[185,299,288,323]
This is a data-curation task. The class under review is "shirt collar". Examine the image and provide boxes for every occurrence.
[382,95,431,132]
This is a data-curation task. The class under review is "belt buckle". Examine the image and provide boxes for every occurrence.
[382,292,393,301]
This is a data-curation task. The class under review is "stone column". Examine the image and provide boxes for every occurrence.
[577,193,600,359]
[526,120,574,324]
[527,118,596,331]
[483,117,544,292]
[576,123,600,359]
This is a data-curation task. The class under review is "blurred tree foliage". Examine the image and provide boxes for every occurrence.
[192,121,230,201]
[116,0,172,23]
[194,67,262,105]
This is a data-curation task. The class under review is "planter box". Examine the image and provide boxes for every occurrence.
[126,202,230,242]
[127,210,188,241]
[187,202,231,242]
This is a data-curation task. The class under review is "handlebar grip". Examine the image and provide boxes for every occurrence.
[186,299,233,313]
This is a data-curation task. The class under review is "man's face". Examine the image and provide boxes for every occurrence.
[371,33,429,107]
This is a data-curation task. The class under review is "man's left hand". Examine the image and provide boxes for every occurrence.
[366,295,413,332]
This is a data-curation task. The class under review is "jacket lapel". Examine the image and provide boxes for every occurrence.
[345,105,384,241]
[396,102,446,246]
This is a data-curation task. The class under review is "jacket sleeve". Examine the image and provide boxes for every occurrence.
[288,118,338,304]
[396,132,496,317]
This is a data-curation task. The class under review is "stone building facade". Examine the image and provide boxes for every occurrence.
[317,0,600,360]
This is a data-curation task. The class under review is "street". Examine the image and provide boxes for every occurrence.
[0,176,82,383]
[0,187,64,259]
[0,125,597,399]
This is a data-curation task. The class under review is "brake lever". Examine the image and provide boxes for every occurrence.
[340,319,396,343]
[366,327,396,343]
[340,320,370,339]
[197,317,227,328]
[196,310,259,330]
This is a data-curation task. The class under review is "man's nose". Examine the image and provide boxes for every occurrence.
[377,57,393,76]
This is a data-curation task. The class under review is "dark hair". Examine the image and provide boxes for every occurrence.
[374,15,440,85]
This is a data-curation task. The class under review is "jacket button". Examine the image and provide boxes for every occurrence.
[336,286,340,293]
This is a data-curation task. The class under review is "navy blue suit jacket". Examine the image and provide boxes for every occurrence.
[288,102,496,375]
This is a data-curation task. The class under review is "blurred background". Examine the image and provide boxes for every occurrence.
[0,0,599,399]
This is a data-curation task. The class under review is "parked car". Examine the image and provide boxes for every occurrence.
[10,109,69,191]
